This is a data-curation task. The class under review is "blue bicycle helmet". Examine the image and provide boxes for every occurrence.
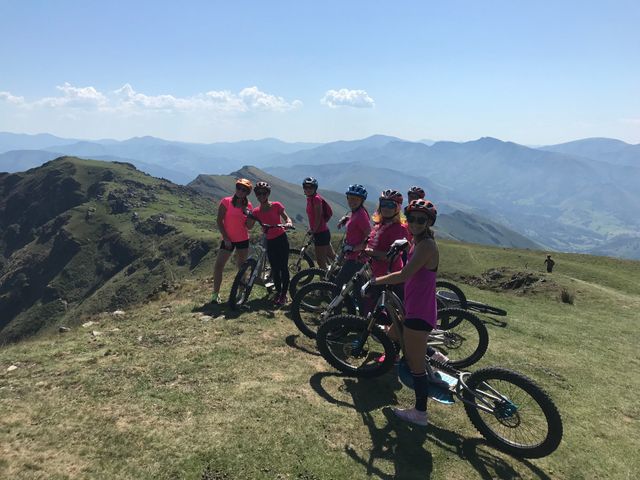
[345,184,368,200]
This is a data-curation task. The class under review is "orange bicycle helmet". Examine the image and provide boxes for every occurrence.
[235,178,253,192]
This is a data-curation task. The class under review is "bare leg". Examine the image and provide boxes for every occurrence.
[234,248,249,268]
[213,248,232,294]
[315,245,329,269]
[404,328,429,375]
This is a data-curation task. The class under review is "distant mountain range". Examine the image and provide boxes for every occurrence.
[1,131,639,259]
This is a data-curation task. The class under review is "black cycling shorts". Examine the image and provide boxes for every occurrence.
[404,318,434,332]
[219,239,250,252]
[313,229,331,247]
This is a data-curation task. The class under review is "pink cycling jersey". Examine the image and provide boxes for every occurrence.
[368,222,409,276]
[345,207,371,261]
[252,202,286,240]
[220,196,253,242]
[306,194,328,233]
[404,245,438,329]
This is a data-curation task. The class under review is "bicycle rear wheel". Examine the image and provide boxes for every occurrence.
[316,314,396,378]
[462,367,563,458]
[228,259,257,310]
[432,308,488,369]
[288,248,314,277]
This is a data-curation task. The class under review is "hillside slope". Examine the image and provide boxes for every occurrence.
[0,157,217,342]
[0,240,638,479]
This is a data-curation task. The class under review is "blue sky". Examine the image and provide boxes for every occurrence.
[1,0,639,144]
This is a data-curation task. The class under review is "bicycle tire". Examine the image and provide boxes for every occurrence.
[228,258,257,310]
[288,267,326,298]
[462,367,563,458]
[467,299,508,317]
[434,308,488,369]
[435,280,468,310]
[316,314,396,378]
[287,248,314,276]
[290,281,356,339]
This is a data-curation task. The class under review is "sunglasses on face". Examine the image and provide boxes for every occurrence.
[406,214,429,225]
[236,186,250,193]
[379,200,397,209]
[255,190,269,196]
[407,194,419,201]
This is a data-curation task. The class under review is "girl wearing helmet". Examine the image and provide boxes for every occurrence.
[365,189,409,285]
[407,186,426,203]
[212,178,254,303]
[302,177,335,269]
[248,182,294,306]
[361,198,439,426]
[333,184,371,289]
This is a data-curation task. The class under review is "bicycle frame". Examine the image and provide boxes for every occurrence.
[366,288,508,412]
[320,261,372,322]
[365,288,458,362]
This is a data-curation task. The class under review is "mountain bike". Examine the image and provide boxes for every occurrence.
[228,221,312,310]
[395,359,563,458]
[289,244,369,339]
[288,235,347,297]
[436,283,508,317]
[315,241,488,370]
[316,301,561,458]
[288,229,316,279]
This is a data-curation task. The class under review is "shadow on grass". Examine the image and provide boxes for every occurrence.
[285,334,321,356]
[192,293,277,320]
[311,372,552,480]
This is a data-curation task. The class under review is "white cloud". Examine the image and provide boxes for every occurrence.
[1,83,302,114]
[239,86,303,112]
[0,91,25,105]
[36,82,108,108]
[321,88,375,108]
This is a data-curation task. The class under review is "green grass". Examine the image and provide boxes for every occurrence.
[1,236,639,478]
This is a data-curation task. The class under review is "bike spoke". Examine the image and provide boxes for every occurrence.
[473,379,550,448]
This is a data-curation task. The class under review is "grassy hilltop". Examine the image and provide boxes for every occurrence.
[1,236,638,479]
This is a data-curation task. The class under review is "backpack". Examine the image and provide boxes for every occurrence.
[321,197,333,222]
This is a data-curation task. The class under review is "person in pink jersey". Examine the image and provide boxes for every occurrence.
[302,177,335,269]
[212,178,253,304]
[362,190,408,314]
[247,181,293,306]
[361,198,439,427]
[365,190,408,278]
[333,184,371,290]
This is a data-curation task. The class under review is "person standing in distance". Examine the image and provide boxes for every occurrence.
[303,177,335,269]
[544,254,555,273]
[212,178,253,304]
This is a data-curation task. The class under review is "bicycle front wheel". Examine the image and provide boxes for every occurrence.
[288,267,326,298]
[316,315,396,378]
[228,258,257,310]
[462,367,563,458]
[290,281,355,339]
[433,308,488,369]
[436,280,468,310]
